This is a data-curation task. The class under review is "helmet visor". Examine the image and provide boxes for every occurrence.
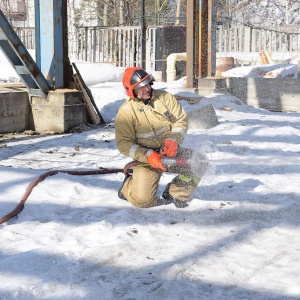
[130,69,149,85]
[130,69,153,90]
[134,75,153,90]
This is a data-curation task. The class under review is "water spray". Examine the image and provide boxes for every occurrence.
[161,150,211,178]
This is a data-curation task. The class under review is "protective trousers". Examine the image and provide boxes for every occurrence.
[119,147,208,208]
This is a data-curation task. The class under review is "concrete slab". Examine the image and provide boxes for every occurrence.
[31,89,87,133]
[0,85,87,133]
[197,77,229,95]
[226,77,300,112]
[0,89,30,133]
[198,77,300,112]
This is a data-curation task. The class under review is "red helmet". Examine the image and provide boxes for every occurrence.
[122,67,153,98]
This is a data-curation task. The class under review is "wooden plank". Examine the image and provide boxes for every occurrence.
[72,63,105,125]
[263,50,273,64]
[73,74,100,124]
[259,51,267,65]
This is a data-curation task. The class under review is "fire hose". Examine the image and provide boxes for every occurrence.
[0,158,190,225]
[0,161,139,225]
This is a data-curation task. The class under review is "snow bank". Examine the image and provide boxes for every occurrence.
[0,49,20,83]
[72,62,125,86]
[0,49,125,86]
[222,63,298,78]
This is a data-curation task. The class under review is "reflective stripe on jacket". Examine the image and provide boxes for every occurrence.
[115,89,187,163]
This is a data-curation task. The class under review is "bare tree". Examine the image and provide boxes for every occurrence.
[119,0,125,25]
[72,0,186,27]
[103,0,108,26]
[218,0,300,26]
[176,0,181,25]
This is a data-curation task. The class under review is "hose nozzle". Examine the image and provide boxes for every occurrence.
[161,157,189,168]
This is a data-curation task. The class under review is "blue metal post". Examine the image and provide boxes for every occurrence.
[35,0,67,89]
[35,0,55,86]
[53,0,65,88]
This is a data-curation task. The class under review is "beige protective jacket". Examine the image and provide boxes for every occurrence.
[115,89,187,163]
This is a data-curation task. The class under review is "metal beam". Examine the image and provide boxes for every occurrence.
[0,10,51,97]
[198,0,208,77]
[35,0,55,86]
[199,0,217,77]
[207,0,217,76]
[186,0,195,88]
[141,0,146,69]
[186,0,217,87]
[54,0,69,88]
[35,0,69,89]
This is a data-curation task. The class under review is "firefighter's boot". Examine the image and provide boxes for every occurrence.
[162,175,200,208]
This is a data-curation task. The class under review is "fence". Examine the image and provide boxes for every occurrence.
[14,27,35,49]
[217,24,300,52]
[72,26,142,66]
[12,24,300,66]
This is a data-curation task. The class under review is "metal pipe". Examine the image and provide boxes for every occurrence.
[166,52,187,82]
[141,0,146,68]
[186,0,195,88]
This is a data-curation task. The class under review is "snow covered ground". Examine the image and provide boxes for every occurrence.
[1,54,300,299]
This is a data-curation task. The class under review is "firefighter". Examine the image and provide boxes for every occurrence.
[115,67,205,208]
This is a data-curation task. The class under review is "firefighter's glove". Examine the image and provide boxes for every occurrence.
[162,139,178,157]
[147,150,167,171]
